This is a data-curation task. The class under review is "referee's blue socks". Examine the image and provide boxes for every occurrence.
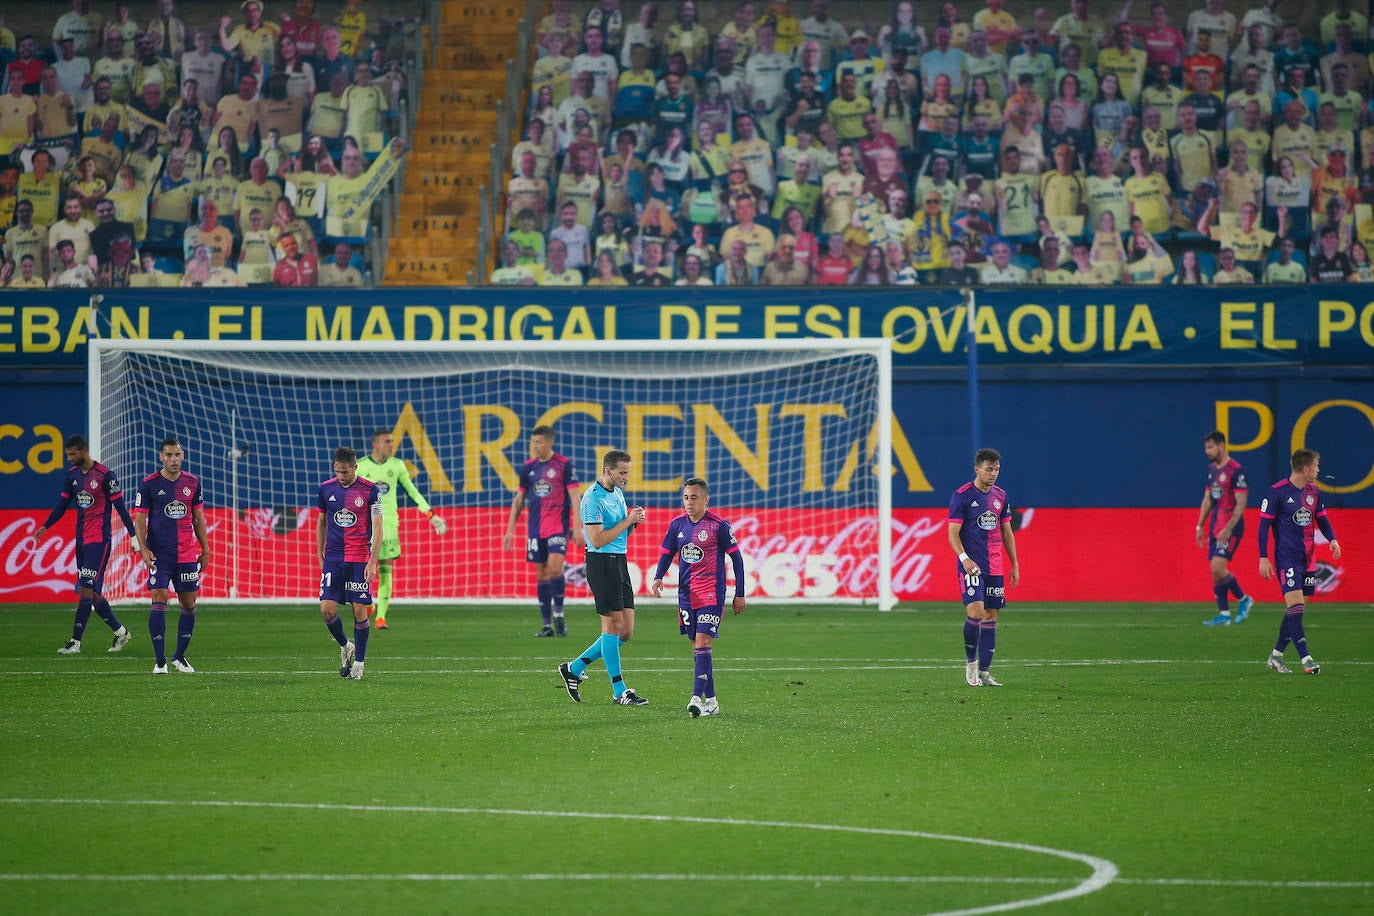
[601,632,625,697]
[569,637,603,678]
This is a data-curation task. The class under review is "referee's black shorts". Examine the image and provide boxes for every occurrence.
[584,552,635,615]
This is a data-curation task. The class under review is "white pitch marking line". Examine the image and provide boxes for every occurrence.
[4,658,1372,677]
[0,873,1077,885]
[0,873,1366,890]
[0,798,1116,916]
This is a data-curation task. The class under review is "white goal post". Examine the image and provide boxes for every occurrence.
[89,338,893,610]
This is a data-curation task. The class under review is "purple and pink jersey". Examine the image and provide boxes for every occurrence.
[948,482,1012,574]
[1258,479,1335,572]
[319,476,382,563]
[518,454,578,538]
[654,510,745,611]
[43,461,136,546]
[134,471,204,563]
[1205,458,1248,539]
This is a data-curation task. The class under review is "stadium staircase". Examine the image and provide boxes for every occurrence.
[384,0,526,284]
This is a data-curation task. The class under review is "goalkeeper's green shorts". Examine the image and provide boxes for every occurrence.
[378,534,402,561]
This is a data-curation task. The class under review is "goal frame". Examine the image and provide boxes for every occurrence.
[89,337,894,610]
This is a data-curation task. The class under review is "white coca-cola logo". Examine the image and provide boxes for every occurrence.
[0,518,145,597]
[3,516,223,602]
[730,514,947,596]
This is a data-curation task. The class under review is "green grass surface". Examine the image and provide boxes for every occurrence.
[2,601,1371,915]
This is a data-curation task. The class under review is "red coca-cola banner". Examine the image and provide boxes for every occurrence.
[3,508,1368,605]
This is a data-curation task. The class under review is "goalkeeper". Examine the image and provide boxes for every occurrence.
[356,429,447,629]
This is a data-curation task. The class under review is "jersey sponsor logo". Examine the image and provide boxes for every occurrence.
[548,534,566,548]
[1293,507,1312,526]
[79,566,99,579]
[977,510,998,530]
[986,585,1005,598]
[344,580,368,592]
[333,508,358,527]
[533,479,553,497]
[179,571,198,582]
[696,612,722,626]
[1211,485,1223,498]
[164,500,188,520]
[680,543,704,563]
[75,491,95,509]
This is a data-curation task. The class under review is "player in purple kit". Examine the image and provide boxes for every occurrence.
[133,436,211,675]
[503,425,583,637]
[1258,449,1343,675]
[948,448,1021,688]
[1196,430,1255,626]
[36,435,138,655]
[651,477,747,718]
[317,447,383,681]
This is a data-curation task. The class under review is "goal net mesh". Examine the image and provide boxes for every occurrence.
[92,343,888,606]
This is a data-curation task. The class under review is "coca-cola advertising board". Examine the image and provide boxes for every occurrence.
[5,508,1367,604]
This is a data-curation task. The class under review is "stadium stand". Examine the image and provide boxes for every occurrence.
[0,0,422,289]
[474,0,1346,288]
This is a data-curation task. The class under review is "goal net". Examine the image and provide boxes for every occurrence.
[89,339,893,609]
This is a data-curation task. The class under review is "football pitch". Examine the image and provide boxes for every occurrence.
[2,601,1370,916]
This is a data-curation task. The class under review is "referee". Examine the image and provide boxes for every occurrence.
[558,449,649,706]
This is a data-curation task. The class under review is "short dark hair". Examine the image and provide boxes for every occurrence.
[333,446,358,466]
[601,449,632,472]
[1291,448,1319,472]
[370,429,391,443]
[65,435,89,449]
[160,436,181,451]
[975,447,1001,465]
[531,425,555,439]
[682,476,709,494]
[1205,430,1226,446]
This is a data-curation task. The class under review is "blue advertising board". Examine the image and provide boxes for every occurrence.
[5,369,1371,509]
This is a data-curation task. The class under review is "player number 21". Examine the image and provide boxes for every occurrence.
[320,571,332,588]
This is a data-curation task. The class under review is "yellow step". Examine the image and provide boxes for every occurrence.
[421,87,501,111]
[442,1,523,21]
